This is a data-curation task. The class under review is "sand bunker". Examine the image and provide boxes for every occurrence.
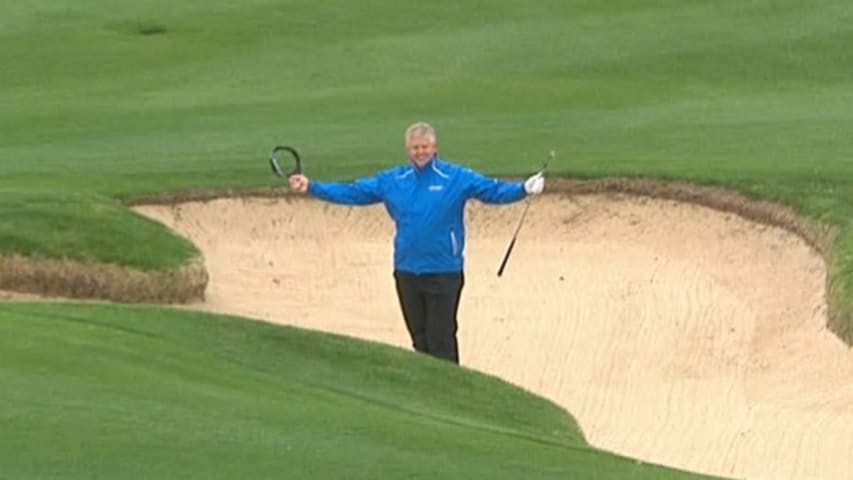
[134,193,853,480]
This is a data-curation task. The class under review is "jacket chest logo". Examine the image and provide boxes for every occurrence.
[428,185,444,192]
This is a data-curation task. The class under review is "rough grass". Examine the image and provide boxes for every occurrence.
[0,254,206,303]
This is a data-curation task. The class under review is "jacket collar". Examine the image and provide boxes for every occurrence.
[410,154,438,171]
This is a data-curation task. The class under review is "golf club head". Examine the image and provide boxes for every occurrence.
[269,145,302,177]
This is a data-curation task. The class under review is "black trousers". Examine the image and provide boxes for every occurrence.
[393,271,465,364]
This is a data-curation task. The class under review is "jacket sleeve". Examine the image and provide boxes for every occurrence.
[308,175,383,205]
[465,169,527,204]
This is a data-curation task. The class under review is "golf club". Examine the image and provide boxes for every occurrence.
[496,150,554,277]
[269,145,302,177]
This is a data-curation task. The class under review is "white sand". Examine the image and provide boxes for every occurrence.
[131,193,852,479]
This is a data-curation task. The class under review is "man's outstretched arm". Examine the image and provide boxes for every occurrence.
[289,174,383,205]
[466,168,543,204]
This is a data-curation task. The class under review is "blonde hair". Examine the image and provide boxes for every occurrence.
[405,122,436,145]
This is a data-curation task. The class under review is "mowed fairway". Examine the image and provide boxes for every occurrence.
[2,1,853,479]
[0,303,719,480]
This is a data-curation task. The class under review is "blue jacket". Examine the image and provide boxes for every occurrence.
[308,156,527,274]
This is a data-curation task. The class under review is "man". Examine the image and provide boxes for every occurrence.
[288,122,544,364]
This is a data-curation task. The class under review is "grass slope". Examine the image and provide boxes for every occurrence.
[0,303,722,479]
[0,190,195,269]
[1,1,852,335]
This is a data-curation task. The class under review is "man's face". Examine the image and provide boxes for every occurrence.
[406,135,436,167]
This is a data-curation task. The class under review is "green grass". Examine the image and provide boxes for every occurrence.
[0,190,196,269]
[0,303,721,479]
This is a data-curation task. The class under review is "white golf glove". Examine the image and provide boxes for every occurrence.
[524,171,545,195]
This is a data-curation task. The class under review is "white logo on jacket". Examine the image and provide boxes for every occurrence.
[428,185,444,192]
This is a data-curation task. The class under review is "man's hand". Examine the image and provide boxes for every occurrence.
[289,174,310,193]
[524,171,544,195]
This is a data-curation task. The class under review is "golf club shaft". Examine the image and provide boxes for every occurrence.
[496,151,553,277]
[496,199,531,277]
